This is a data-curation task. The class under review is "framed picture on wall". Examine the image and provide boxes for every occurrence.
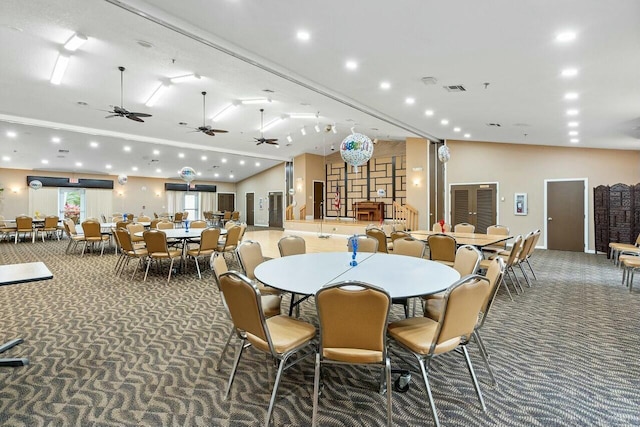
[514,193,528,215]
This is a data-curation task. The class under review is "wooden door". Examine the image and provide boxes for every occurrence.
[217,193,235,213]
[246,193,255,226]
[450,184,497,233]
[313,181,324,220]
[547,180,584,251]
[268,192,283,228]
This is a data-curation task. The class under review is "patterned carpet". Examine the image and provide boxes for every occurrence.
[0,236,639,426]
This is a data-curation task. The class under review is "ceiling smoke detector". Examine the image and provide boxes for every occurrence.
[443,84,467,92]
[421,76,438,85]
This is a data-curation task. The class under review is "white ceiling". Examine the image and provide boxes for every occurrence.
[1,0,639,183]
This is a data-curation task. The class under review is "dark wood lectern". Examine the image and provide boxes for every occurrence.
[353,201,385,222]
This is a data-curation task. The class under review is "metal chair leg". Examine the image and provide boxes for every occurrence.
[417,358,440,427]
[473,331,497,386]
[462,345,487,412]
[311,352,321,427]
[216,329,235,371]
[525,258,537,280]
[518,263,532,287]
[265,356,288,427]
[224,339,246,399]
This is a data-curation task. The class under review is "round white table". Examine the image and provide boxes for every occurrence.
[134,227,226,240]
[254,252,460,300]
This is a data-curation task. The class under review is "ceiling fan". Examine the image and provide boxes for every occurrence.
[193,91,228,136]
[105,66,152,122]
[255,108,279,146]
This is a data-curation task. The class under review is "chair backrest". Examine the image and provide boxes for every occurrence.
[143,229,169,254]
[138,215,151,222]
[526,229,541,259]
[115,220,130,230]
[278,236,306,257]
[156,221,174,230]
[237,240,264,280]
[432,222,451,233]
[199,227,221,252]
[518,232,536,262]
[365,228,388,253]
[452,245,482,275]
[126,213,133,221]
[224,220,237,230]
[190,220,207,229]
[150,218,162,229]
[16,216,33,229]
[504,235,524,267]
[182,211,189,220]
[390,230,410,242]
[115,228,135,253]
[44,215,59,228]
[112,216,123,223]
[231,211,240,221]
[486,225,509,236]
[81,220,101,238]
[126,222,145,236]
[223,211,231,221]
[173,212,184,222]
[454,222,475,233]
[479,257,506,328]
[316,282,391,362]
[65,218,78,235]
[238,222,248,241]
[427,234,457,263]
[392,237,426,258]
[211,251,229,286]
[347,235,378,253]
[223,225,242,249]
[433,275,490,353]
[219,271,270,347]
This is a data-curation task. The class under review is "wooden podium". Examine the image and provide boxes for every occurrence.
[353,201,384,222]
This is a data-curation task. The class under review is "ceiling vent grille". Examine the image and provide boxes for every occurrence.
[486,123,502,127]
[58,149,69,153]
[443,85,466,92]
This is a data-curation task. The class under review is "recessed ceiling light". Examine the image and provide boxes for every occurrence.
[296,30,310,41]
[556,31,577,42]
[105,164,112,169]
[239,160,245,165]
[90,141,99,148]
[123,146,131,152]
[568,121,579,127]
[41,159,49,164]
[51,137,61,143]
[156,168,162,173]
[153,149,160,155]
[345,60,358,70]
[569,131,579,136]
[464,133,471,138]
[229,174,234,178]
[221,158,227,163]
[564,92,579,100]
[201,155,207,161]
[425,110,434,116]
[561,68,578,77]
[6,131,16,138]
[197,172,202,176]
[453,127,461,132]
[178,153,185,158]
[2,156,10,161]
[440,119,449,125]
[75,162,82,167]
[300,127,307,136]
[314,124,321,133]
[132,166,138,171]
[570,138,580,143]
[380,81,391,90]
[255,162,260,167]
[566,109,579,116]
[214,173,219,177]
[405,97,415,105]
[286,134,293,143]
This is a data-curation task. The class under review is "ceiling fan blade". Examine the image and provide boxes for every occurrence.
[127,115,144,122]
[266,138,278,142]
[256,140,264,145]
[105,114,118,118]
[211,129,228,133]
[129,112,152,118]
[204,130,217,136]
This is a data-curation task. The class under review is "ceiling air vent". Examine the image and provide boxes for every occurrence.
[486,123,502,127]
[443,85,466,92]
[58,149,69,153]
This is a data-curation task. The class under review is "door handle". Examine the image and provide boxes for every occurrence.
[548,217,552,221]
[468,212,473,215]
[473,212,477,215]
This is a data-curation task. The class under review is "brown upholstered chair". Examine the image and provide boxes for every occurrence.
[156,220,174,230]
[222,211,232,225]
[230,211,240,221]
[427,233,457,266]
[482,225,510,255]
[312,282,392,427]
[387,275,491,427]
[620,255,640,293]
[14,216,35,244]
[453,244,482,276]
[519,229,541,280]
[63,218,85,254]
[218,271,316,427]
[454,222,475,233]
[149,218,162,229]
[142,229,183,283]
[390,230,410,244]
[81,220,110,256]
[39,215,60,241]
[114,228,148,280]
[217,225,242,261]
[173,212,184,227]
[189,220,207,229]
[610,232,640,265]
[126,222,146,246]
[392,237,428,317]
[236,240,282,296]
[346,234,378,253]
[366,227,389,253]
[480,234,524,299]
[186,228,220,279]
[138,215,151,222]
[432,222,451,233]
[278,235,306,257]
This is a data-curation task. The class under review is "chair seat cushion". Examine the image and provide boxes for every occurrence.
[322,347,383,364]
[435,260,454,267]
[186,248,215,257]
[388,316,461,355]
[621,257,640,267]
[247,315,315,354]
[610,242,638,250]
[150,249,182,258]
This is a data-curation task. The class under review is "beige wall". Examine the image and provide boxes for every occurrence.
[0,168,234,220]
[446,140,640,251]
[406,137,430,230]
[236,163,286,226]
[291,153,325,220]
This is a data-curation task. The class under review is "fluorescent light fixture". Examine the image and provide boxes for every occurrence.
[425,110,434,116]
[300,127,307,135]
[6,131,16,138]
[297,30,310,41]
[63,33,88,51]
[288,113,317,119]
[568,121,579,127]
[286,134,293,143]
[314,124,321,133]
[50,53,70,85]
[566,109,579,116]
[405,97,415,105]
[464,133,471,138]
[556,31,576,42]
[261,116,285,132]
[561,68,578,77]
[564,92,579,100]
[145,83,169,107]
[240,98,271,105]
[169,73,201,84]
[345,60,358,70]
[440,119,449,125]
[211,102,239,122]
[380,81,391,90]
